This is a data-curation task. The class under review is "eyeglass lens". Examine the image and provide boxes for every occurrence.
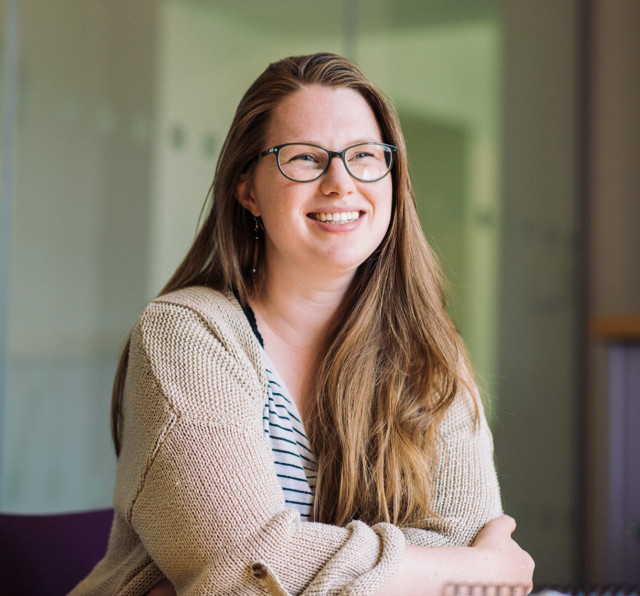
[276,143,393,182]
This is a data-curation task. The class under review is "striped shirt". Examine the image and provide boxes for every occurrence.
[261,349,317,520]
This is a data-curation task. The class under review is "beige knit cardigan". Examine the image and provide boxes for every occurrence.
[71,287,502,595]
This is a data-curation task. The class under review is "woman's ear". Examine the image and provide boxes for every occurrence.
[236,174,260,217]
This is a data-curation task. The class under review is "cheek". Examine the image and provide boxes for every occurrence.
[255,168,302,208]
[256,192,302,241]
[248,165,285,216]
[375,183,393,227]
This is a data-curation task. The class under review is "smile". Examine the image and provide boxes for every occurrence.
[309,211,362,224]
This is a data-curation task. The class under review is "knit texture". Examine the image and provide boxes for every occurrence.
[71,287,501,595]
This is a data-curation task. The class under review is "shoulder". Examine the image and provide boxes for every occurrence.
[141,287,258,355]
[153,286,244,327]
[131,286,267,408]
[440,384,480,435]
[437,376,496,461]
[437,355,487,438]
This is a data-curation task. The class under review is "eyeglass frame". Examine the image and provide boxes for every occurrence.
[255,141,397,183]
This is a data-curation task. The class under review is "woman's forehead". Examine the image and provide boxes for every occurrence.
[266,85,383,147]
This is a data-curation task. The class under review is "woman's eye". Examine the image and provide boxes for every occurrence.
[290,153,318,163]
[351,151,375,161]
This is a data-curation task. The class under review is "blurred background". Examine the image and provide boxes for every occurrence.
[1,0,638,586]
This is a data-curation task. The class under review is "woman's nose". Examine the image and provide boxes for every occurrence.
[319,156,356,196]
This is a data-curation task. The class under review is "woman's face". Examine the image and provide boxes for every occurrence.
[237,85,393,285]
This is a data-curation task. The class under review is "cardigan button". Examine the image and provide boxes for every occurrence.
[251,562,268,580]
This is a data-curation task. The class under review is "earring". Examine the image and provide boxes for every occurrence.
[251,216,260,275]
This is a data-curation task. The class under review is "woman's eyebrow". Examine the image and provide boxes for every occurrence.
[274,138,383,148]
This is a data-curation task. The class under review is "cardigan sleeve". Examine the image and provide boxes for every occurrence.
[115,294,405,595]
[401,385,503,547]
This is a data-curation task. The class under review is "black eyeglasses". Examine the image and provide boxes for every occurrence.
[257,142,396,183]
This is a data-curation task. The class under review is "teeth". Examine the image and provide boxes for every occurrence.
[314,211,361,224]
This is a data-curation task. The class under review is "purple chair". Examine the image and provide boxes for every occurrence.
[0,508,113,595]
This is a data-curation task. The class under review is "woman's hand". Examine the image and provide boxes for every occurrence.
[376,515,534,596]
[471,515,535,592]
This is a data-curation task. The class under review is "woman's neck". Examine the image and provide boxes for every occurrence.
[254,259,353,342]
[249,266,353,417]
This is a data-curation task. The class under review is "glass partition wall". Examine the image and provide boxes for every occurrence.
[0,0,584,584]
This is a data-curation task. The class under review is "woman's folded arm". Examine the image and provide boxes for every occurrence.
[116,294,405,594]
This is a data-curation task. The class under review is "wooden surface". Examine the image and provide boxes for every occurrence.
[591,314,640,341]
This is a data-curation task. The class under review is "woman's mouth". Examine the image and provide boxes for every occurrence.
[309,211,362,224]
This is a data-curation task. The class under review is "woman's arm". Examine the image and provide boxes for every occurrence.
[116,291,405,594]
[376,516,534,595]
[145,515,534,596]
[122,290,529,595]
[402,382,503,548]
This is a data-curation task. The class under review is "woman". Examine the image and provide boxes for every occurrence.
[72,53,533,595]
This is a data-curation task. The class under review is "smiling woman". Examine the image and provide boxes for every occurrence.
[236,86,393,295]
[70,53,533,595]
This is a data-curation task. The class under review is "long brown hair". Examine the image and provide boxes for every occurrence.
[111,52,476,527]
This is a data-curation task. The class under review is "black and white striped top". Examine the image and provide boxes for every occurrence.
[237,297,317,519]
[261,350,317,520]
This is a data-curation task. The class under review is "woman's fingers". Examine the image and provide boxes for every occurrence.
[470,515,535,591]
[496,514,517,533]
